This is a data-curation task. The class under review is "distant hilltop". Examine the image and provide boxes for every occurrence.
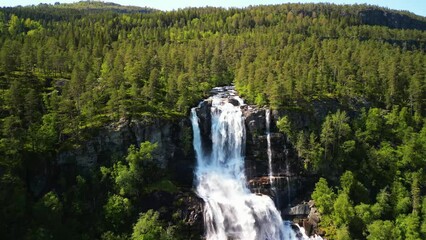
[13,2,426,30]
[13,0,156,14]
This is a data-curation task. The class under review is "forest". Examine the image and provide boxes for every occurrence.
[0,1,425,239]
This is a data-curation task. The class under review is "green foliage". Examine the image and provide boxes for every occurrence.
[126,142,157,171]
[421,197,426,237]
[312,178,336,215]
[109,142,161,197]
[355,203,374,225]
[146,179,178,193]
[396,213,422,240]
[371,189,392,219]
[391,181,412,216]
[366,220,400,240]
[340,171,369,204]
[277,116,292,139]
[319,110,352,175]
[101,231,128,240]
[131,210,173,240]
[333,192,355,227]
[104,194,133,231]
[363,108,385,144]
[335,226,351,240]
[26,113,58,152]
[32,191,63,238]
[255,93,267,106]
[0,173,26,239]
[113,161,137,196]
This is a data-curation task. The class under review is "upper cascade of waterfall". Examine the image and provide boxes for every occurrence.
[191,86,322,240]
[266,109,274,183]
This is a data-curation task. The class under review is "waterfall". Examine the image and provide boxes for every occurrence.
[191,86,321,240]
[266,109,278,207]
[284,145,291,207]
[266,109,273,185]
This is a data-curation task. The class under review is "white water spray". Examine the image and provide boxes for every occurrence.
[191,87,320,240]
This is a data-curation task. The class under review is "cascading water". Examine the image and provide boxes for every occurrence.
[266,109,279,207]
[191,87,321,240]
[284,145,291,207]
[266,109,273,186]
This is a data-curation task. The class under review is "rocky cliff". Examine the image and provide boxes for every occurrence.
[359,9,426,31]
[54,116,204,235]
[242,98,364,218]
[56,94,354,234]
[242,105,317,213]
[57,117,195,186]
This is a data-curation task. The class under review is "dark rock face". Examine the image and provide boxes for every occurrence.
[241,100,349,215]
[242,105,315,211]
[141,190,204,237]
[241,98,367,224]
[57,117,195,186]
[359,9,426,31]
[228,98,241,106]
[174,192,204,236]
[243,105,267,136]
[194,100,213,155]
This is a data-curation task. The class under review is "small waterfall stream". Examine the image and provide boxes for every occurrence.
[191,86,321,240]
[266,109,279,208]
[284,145,291,207]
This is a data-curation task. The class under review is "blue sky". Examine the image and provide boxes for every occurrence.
[0,0,425,17]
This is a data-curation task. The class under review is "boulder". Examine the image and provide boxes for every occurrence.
[228,97,240,106]
[283,203,310,216]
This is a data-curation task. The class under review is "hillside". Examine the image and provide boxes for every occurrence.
[0,2,425,240]
[1,1,155,22]
[53,1,155,13]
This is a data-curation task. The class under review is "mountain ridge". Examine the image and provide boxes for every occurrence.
[3,2,425,31]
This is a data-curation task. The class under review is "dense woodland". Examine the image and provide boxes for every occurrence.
[0,1,425,239]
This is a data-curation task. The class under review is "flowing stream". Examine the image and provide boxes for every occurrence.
[191,87,319,240]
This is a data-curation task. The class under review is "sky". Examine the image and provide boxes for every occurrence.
[0,0,425,17]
